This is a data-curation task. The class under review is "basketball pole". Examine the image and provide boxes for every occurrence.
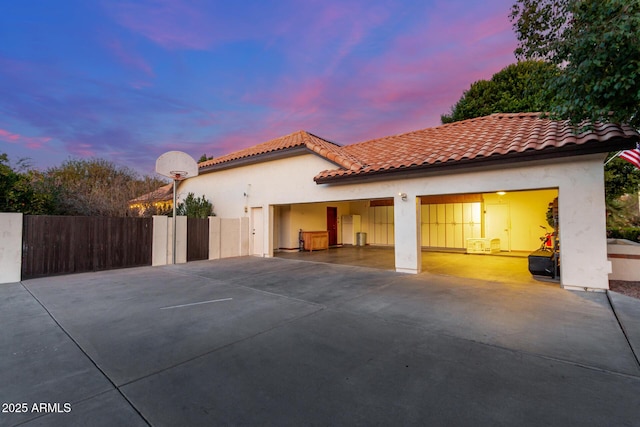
[155,151,198,266]
[172,178,177,264]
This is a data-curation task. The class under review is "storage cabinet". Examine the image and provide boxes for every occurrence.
[301,231,329,251]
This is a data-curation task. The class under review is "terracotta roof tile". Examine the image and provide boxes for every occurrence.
[314,113,639,182]
[196,113,638,184]
[129,183,173,203]
[199,130,363,172]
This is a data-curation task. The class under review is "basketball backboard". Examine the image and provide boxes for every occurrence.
[155,151,199,180]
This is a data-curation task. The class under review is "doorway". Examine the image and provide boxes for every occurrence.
[251,207,263,256]
[485,204,511,251]
[327,207,338,246]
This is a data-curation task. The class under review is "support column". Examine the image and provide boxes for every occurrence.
[558,157,610,291]
[394,193,421,274]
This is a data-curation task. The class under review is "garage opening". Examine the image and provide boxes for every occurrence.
[273,188,559,285]
[420,189,558,253]
[273,199,396,270]
[420,188,559,284]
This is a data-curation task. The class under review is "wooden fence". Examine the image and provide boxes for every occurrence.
[22,216,153,279]
[187,217,209,261]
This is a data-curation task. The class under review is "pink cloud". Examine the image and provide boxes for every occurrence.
[96,0,520,167]
[106,39,155,77]
[236,1,517,145]
[105,0,219,50]
[0,128,52,149]
[67,142,96,158]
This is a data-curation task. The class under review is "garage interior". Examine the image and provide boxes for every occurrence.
[274,188,559,284]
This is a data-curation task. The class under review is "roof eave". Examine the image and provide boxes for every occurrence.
[199,145,350,174]
[314,137,637,185]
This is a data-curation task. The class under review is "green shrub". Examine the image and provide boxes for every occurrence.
[607,227,640,242]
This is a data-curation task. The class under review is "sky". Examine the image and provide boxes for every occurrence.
[0,0,519,176]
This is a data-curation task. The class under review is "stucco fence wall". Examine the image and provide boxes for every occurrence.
[608,239,640,282]
[0,213,249,284]
[0,213,23,284]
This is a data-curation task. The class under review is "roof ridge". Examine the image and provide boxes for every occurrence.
[198,129,310,168]
[441,112,547,127]
[347,113,551,148]
[302,132,364,171]
[198,129,365,172]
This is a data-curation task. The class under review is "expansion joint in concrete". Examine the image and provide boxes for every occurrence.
[606,290,640,371]
[19,282,153,427]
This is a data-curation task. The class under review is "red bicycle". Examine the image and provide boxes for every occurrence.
[539,225,554,251]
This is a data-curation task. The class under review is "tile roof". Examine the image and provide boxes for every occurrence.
[199,130,363,172]
[196,113,639,184]
[129,183,173,204]
[314,113,639,183]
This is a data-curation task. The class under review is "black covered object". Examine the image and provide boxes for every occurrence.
[528,250,556,278]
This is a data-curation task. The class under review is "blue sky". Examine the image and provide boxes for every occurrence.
[0,0,518,175]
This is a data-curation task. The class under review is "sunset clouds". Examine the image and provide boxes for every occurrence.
[1,0,517,174]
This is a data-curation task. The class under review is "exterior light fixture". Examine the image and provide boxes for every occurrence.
[399,192,408,201]
[496,191,506,196]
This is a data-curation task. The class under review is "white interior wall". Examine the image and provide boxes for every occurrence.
[482,189,558,251]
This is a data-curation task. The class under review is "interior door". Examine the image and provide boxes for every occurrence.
[251,207,263,256]
[485,204,510,251]
[327,207,338,246]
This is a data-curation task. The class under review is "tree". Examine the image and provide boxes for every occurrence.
[604,155,640,228]
[0,154,57,214]
[440,56,640,221]
[175,193,214,218]
[510,0,640,127]
[441,60,559,123]
[47,158,166,216]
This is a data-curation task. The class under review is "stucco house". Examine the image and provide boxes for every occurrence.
[178,113,639,291]
[129,183,173,215]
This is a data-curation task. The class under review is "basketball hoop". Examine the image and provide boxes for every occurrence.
[156,151,198,181]
[155,151,199,265]
[169,170,188,181]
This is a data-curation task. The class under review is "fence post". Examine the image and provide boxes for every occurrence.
[240,217,250,256]
[209,217,221,260]
[0,213,23,284]
[154,215,188,265]
[152,216,168,266]
[175,216,187,264]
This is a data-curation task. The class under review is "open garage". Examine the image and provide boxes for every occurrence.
[178,113,639,291]
[273,187,559,285]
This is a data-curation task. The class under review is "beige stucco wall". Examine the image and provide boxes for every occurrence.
[152,215,187,266]
[179,152,610,290]
[0,212,23,284]
[608,240,640,281]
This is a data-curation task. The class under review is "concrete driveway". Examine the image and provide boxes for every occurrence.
[2,257,639,426]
